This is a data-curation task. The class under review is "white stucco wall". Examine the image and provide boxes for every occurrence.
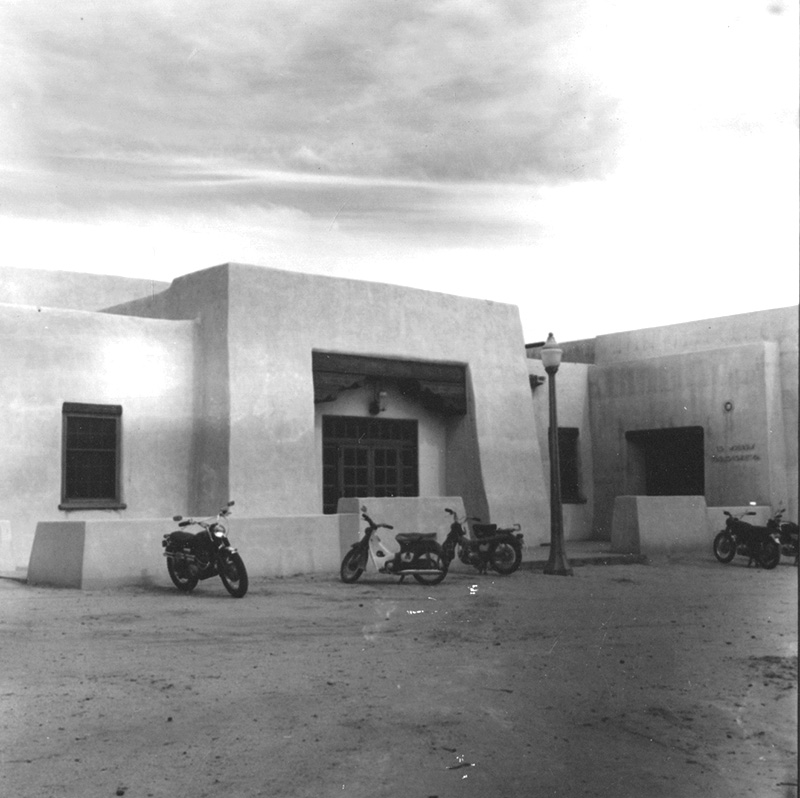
[589,341,797,537]
[26,514,344,589]
[0,303,196,571]
[111,264,549,545]
[528,359,594,540]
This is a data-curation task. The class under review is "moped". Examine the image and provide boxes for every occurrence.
[340,506,447,585]
[162,501,249,597]
[442,508,523,575]
[712,509,781,570]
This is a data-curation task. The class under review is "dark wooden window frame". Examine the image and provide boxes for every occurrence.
[322,416,419,514]
[552,426,585,505]
[60,402,126,510]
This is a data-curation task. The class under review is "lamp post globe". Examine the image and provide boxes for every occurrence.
[541,333,573,576]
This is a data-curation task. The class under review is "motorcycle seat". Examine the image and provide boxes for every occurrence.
[472,523,498,538]
[395,532,438,543]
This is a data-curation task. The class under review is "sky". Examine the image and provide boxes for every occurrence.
[1,0,797,342]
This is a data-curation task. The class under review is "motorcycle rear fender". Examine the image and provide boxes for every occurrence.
[472,532,522,546]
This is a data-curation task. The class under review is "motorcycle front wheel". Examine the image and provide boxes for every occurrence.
[167,558,199,592]
[219,553,249,597]
[490,541,522,575]
[412,544,447,586]
[340,549,366,583]
[712,531,736,563]
[758,540,781,570]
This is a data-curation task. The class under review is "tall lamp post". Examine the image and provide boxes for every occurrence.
[541,333,573,576]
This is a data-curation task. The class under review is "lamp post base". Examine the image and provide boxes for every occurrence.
[543,551,574,576]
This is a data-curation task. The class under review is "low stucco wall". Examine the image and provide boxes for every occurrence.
[611,496,708,555]
[24,497,502,589]
[0,303,197,571]
[0,520,26,580]
[611,496,774,555]
[27,514,345,590]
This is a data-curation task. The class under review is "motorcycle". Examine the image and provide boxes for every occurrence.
[442,508,524,575]
[162,500,249,597]
[340,506,447,585]
[712,509,781,570]
[767,508,799,565]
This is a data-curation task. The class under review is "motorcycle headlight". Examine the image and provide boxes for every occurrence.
[213,525,226,538]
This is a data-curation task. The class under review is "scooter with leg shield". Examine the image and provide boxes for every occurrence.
[340,506,447,585]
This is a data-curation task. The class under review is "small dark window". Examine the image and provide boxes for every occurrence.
[60,403,125,509]
[554,427,583,504]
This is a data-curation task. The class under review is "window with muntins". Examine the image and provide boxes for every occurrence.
[322,416,418,514]
[60,403,125,509]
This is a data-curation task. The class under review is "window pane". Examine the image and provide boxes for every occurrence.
[65,448,117,499]
[62,406,120,504]
[321,416,419,513]
[557,427,581,504]
[67,417,116,450]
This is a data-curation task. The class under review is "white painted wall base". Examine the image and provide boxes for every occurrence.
[611,496,774,556]
[27,515,345,590]
[24,497,480,590]
[611,496,709,555]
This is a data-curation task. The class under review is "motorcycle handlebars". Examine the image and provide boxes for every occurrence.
[172,501,235,528]
[444,508,480,524]
[360,512,393,531]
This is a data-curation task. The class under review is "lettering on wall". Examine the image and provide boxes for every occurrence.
[710,443,760,464]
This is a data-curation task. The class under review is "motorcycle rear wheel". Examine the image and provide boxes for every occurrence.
[758,540,781,570]
[712,531,736,563]
[490,541,522,575]
[340,549,365,583]
[167,558,199,592]
[412,544,447,585]
[219,553,249,597]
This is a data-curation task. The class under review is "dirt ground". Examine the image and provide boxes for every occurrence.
[0,554,796,798]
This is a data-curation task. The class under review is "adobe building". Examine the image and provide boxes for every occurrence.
[0,263,796,586]
[526,306,798,552]
[0,263,547,584]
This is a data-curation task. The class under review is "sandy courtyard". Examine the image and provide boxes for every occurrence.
[1,555,796,798]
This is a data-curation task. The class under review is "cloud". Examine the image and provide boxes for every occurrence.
[2,0,620,185]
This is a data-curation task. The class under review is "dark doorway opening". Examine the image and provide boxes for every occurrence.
[625,427,705,496]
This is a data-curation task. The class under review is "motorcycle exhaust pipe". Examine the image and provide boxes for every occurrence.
[395,569,443,575]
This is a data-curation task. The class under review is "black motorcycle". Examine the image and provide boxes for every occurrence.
[767,508,799,565]
[713,510,781,570]
[340,506,447,585]
[162,501,249,597]
[442,508,524,575]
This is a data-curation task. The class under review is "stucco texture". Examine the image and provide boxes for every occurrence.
[589,341,796,537]
[110,263,549,545]
[0,303,196,570]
